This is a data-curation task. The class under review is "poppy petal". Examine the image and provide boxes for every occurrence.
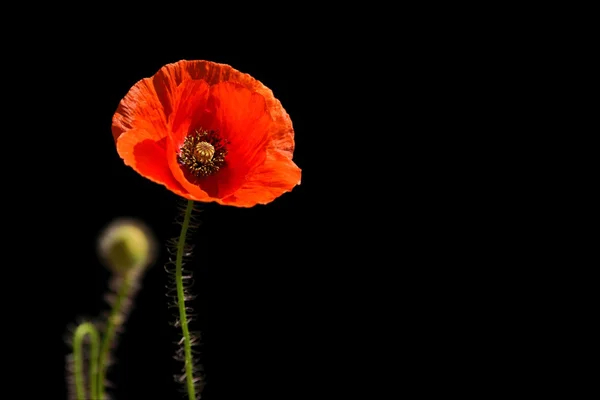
[166,81,273,200]
[220,150,301,207]
[112,63,190,197]
[168,79,211,148]
[112,76,170,143]
[197,82,272,199]
[161,79,215,201]
[158,60,295,156]
[116,131,189,197]
[165,137,213,202]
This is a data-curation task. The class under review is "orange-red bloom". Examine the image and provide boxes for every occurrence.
[112,60,301,207]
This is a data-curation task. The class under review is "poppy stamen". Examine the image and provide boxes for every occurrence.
[194,142,215,164]
[178,129,227,178]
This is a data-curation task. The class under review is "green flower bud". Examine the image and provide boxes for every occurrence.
[98,218,156,276]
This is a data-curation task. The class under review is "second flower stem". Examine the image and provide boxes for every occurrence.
[73,322,99,400]
[97,276,130,399]
[177,199,196,400]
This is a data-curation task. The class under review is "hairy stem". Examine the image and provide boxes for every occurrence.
[73,322,100,400]
[97,277,131,399]
[177,199,196,400]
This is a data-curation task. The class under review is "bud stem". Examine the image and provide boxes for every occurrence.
[97,276,131,399]
[73,322,100,400]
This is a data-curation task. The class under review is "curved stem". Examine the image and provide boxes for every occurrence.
[73,322,100,400]
[97,277,130,399]
[177,200,196,400]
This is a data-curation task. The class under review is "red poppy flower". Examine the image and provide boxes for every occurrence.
[112,60,301,207]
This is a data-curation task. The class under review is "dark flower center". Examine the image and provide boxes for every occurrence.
[178,129,227,177]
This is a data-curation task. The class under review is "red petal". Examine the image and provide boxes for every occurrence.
[165,137,213,202]
[158,60,294,156]
[220,150,301,207]
[116,133,188,197]
[113,73,171,143]
[163,79,214,201]
[112,63,189,196]
[168,79,210,148]
[195,82,272,199]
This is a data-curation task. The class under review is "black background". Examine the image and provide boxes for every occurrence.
[2,12,512,400]
[4,16,438,399]
[4,9,564,399]
[12,32,348,399]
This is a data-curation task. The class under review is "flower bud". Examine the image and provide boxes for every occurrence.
[98,218,156,276]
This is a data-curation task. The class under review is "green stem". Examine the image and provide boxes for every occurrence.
[97,277,131,399]
[177,200,196,400]
[73,322,100,400]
